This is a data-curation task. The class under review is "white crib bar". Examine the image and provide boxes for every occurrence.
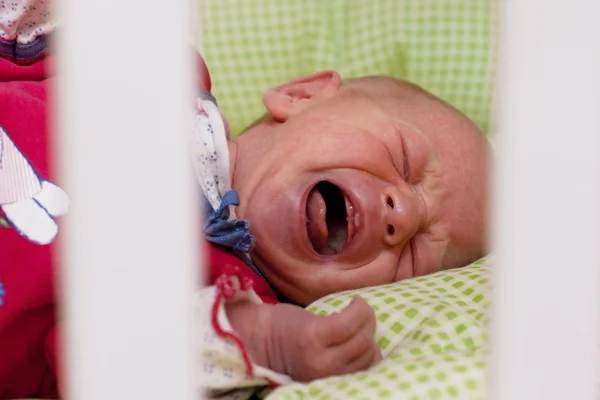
[491,1,600,400]
[56,0,198,399]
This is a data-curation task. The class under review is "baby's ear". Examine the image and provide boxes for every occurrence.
[263,71,341,121]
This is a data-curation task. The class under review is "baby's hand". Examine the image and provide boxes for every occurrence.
[270,296,382,381]
[227,297,381,382]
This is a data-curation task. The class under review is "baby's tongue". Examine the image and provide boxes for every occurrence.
[306,187,328,251]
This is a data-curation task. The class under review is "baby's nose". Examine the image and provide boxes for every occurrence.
[381,186,420,248]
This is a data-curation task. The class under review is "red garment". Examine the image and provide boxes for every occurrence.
[0,53,276,399]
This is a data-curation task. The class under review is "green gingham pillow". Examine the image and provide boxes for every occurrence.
[260,256,492,400]
[199,0,497,136]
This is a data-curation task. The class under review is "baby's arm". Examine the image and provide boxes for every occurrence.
[226,296,381,382]
[197,271,381,395]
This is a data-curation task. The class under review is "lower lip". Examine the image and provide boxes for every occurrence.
[338,182,363,254]
[299,188,314,254]
[345,193,357,247]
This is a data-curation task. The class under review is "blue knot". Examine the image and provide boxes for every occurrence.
[0,281,5,306]
[203,190,255,253]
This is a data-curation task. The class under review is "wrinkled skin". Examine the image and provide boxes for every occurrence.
[230,72,490,305]
[227,296,381,382]
[224,72,490,382]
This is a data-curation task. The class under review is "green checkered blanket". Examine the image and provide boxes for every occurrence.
[199,0,496,136]
[263,257,491,400]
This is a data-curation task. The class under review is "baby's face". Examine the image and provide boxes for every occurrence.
[231,74,490,305]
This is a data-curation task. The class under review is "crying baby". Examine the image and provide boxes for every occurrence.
[195,66,490,389]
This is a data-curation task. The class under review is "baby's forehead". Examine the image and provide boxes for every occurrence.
[359,80,467,124]
[341,79,453,126]
[344,77,432,101]
[342,78,485,153]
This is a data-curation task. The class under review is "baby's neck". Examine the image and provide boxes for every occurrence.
[227,126,274,219]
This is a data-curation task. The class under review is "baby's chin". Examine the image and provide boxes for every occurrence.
[250,256,334,305]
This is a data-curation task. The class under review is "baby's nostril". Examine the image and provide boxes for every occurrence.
[386,197,394,209]
[387,225,395,235]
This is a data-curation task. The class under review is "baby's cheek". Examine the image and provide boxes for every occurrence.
[413,164,447,233]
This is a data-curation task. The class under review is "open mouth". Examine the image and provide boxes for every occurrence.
[305,181,355,255]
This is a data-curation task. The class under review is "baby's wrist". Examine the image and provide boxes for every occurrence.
[225,301,275,370]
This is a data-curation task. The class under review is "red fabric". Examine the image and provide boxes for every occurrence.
[196,51,211,93]
[0,52,276,399]
[0,54,53,82]
[207,244,278,305]
[0,56,58,399]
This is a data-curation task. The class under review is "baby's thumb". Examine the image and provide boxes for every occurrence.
[322,296,375,345]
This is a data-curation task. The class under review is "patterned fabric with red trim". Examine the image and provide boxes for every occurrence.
[196,266,290,394]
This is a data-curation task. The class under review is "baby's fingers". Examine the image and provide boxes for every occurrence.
[342,340,382,375]
[316,296,376,346]
[335,311,381,372]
